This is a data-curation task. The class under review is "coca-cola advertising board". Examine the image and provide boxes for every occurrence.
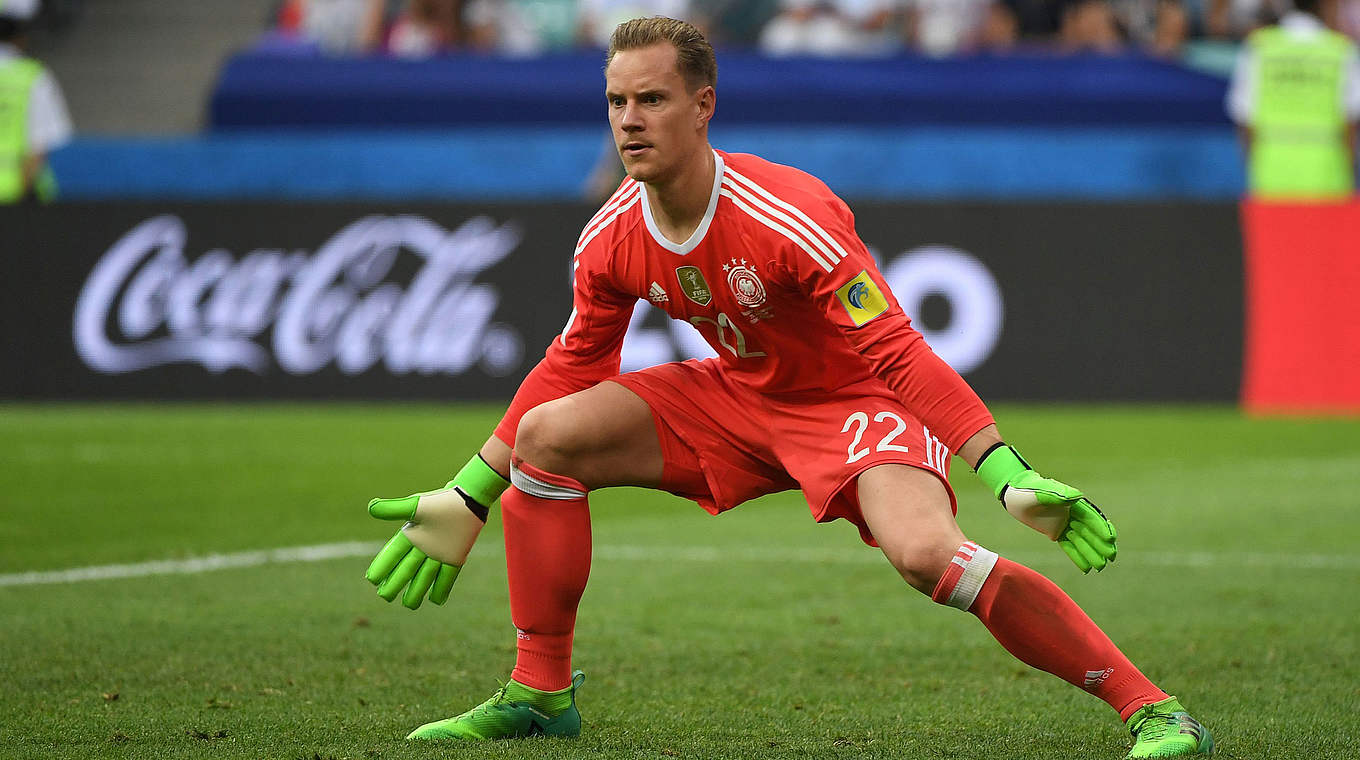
[2,201,1242,401]
[5,203,582,399]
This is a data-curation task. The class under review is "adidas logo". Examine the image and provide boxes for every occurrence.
[648,282,669,304]
[1084,667,1114,688]
[1177,716,1205,741]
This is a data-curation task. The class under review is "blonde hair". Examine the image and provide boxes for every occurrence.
[606,17,717,91]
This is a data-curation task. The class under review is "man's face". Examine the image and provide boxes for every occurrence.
[605,43,714,185]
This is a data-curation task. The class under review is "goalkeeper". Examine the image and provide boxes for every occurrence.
[363,16,1212,759]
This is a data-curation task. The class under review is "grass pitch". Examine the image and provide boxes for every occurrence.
[1,403,1357,759]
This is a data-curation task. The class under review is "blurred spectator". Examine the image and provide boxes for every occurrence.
[758,0,899,57]
[388,0,461,57]
[837,0,902,49]
[698,0,782,46]
[464,0,578,54]
[977,1,1023,48]
[0,0,72,204]
[1059,0,1123,52]
[1337,0,1360,40]
[905,0,1014,56]
[760,0,859,56]
[1205,0,1289,39]
[578,0,698,49]
[1110,0,1190,56]
[1002,0,1064,40]
[1226,0,1360,197]
[277,0,386,54]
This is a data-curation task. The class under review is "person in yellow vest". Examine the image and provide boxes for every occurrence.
[0,0,72,204]
[1226,0,1360,199]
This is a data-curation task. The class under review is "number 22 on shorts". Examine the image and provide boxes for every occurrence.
[840,411,950,473]
[841,410,911,463]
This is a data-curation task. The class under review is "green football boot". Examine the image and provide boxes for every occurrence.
[1125,697,1214,758]
[406,671,586,740]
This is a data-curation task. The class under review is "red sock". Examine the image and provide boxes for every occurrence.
[933,543,1168,720]
[502,456,592,691]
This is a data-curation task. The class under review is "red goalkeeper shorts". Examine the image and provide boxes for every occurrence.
[609,358,956,546]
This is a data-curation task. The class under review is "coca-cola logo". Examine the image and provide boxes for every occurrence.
[73,214,525,377]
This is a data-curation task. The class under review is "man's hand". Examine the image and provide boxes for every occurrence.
[975,445,1117,573]
[365,484,489,609]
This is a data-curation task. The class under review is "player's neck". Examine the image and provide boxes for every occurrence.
[643,147,715,245]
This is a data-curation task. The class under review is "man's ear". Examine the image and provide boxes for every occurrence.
[696,85,716,127]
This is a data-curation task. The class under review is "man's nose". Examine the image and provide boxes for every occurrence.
[620,102,643,130]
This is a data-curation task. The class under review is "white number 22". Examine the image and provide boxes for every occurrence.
[840,411,912,464]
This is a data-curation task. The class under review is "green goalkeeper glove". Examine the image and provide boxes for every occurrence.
[975,444,1117,573]
[364,455,508,610]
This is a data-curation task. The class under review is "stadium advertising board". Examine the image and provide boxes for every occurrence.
[1,202,1241,401]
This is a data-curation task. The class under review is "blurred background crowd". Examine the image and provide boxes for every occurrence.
[257,0,1360,60]
[4,0,1356,202]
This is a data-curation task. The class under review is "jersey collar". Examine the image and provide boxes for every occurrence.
[639,149,724,255]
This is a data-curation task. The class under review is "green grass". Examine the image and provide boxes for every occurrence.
[1,403,1358,759]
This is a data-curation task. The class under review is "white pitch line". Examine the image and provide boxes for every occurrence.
[0,541,379,587]
[1,542,1357,588]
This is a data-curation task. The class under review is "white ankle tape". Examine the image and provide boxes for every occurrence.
[509,462,588,500]
[944,542,1000,611]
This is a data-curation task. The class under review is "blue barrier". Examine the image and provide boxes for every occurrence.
[52,130,605,200]
[50,127,1245,201]
[210,50,1232,130]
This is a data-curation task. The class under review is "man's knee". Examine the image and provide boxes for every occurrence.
[858,465,966,594]
[512,382,664,489]
[514,399,589,477]
[883,540,957,595]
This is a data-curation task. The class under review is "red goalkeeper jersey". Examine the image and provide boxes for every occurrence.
[496,150,994,452]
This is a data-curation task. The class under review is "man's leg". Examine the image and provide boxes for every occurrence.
[408,380,664,740]
[857,465,1211,757]
[502,380,665,691]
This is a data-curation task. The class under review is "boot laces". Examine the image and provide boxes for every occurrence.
[1134,714,1173,742]
[456,681,513,720]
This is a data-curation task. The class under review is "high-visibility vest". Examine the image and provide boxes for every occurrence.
[1247,25,1356,199]
[0,55,57,203]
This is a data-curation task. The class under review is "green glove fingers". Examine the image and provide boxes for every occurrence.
[1062,531,1105,573]
[365,529,460,608]
[401,557,443,610]
[1072,499,1117,541]
[428,563,461,605]
[1059,539,1092,573]
[368,494,419,521]
[1070,499,1117,563]
[366,531,414,585]
[1060,505,1116,573]
[377,547,427,601]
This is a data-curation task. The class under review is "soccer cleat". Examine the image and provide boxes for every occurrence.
[406,671,586,740]
[1125,697,1214,758]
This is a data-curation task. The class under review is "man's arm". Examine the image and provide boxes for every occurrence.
[19,153,45,198]
[842,306,1115,571]
[957,423,1002,470]
[792,200,1116,572]
[1348,122,1357,186]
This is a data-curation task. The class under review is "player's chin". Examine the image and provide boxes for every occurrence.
[622,161,658,183]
